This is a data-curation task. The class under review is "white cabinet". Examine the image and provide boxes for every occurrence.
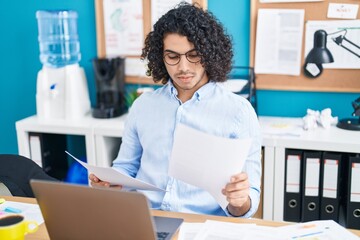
[16,115,360,221]
[259,117,360,221]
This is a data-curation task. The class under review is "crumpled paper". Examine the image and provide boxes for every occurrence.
[303,108,338,130]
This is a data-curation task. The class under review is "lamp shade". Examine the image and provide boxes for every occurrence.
[305,30,334,64]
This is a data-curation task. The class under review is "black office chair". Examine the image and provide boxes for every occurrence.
[0,154,58,197]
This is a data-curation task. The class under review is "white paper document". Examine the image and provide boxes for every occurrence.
[305,20,360,69]
[328,3,359,20]
[178,219,358,240]
[0,201,44,225]
[168,124,252,210]
[276,220,359,240]
[178,220,279,240]
[65,151,165,191]
[254,9,304,76]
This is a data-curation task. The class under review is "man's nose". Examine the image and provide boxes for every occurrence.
[177,55,190,70]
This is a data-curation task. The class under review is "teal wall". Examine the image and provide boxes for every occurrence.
[0,1,97,154]
[0,0,358,154]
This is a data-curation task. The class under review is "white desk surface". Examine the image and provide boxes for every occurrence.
[259,116,360,153]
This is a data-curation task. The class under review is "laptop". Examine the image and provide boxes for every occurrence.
[30,180,183,240]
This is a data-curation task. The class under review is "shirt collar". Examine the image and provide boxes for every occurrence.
[167,79,216,101]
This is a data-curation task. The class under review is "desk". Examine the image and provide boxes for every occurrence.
[3,196,358,240]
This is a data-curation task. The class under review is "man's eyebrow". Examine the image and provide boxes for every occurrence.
[164,49,178,54]
[163,48,196,54]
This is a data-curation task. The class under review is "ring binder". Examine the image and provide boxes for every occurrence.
[301,151,322,222]
[345,155,360,230]
[284,149,303,222]
[320,152,343,222]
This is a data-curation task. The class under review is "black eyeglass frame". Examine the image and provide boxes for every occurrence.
[163,49,202,66]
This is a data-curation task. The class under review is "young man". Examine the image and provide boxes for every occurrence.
[90,3,261,218]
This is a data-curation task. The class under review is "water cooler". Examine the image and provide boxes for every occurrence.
[35,10,90,120]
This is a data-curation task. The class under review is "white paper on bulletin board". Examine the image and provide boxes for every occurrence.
[305,20,360,69]
[103,0,144,56]
[254,8,305,76]
[151,0,192,27]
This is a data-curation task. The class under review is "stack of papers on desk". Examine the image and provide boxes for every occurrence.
[0,201,44,225]
[178,220,359,240]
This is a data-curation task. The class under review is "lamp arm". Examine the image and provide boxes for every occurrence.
[333,35,360,58]
[343,36,360,49]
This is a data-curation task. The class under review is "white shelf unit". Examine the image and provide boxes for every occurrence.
[259,116,360,222]
[16,115,360,222]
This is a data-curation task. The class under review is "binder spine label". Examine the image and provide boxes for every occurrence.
[286,155,301,193]
[305,157,320,196]
[351,163,360,203]
[29,135,42,167]
[323,159,338,198]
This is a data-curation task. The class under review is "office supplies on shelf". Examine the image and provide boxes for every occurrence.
[284,149,303,222]
[301,151,322,222]
[320,152,343,221]
[65,151,165,191]
[337,96,360,131]
[30,180,183,240]
[344,155,360,230]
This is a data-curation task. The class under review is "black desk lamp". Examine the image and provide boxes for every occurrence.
[337,97,360,131]
[304,29,360,78]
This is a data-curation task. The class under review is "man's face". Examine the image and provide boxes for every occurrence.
[163,33,209,102]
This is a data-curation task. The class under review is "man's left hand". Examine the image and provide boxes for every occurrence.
[222,172,251,216]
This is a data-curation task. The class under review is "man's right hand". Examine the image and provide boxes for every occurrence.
[89,173,123,189]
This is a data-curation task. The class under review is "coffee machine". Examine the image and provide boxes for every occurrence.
[92,57,127,118]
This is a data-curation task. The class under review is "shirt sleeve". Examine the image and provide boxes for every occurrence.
[112,100,143,177]
[225,100,262,218]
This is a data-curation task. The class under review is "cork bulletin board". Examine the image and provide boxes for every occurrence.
[250,0,360,92]
[95,0,207,85]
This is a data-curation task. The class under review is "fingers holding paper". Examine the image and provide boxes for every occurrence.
[222,172,251,217]
[89,173,123,189]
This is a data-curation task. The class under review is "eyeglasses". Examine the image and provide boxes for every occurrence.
[163,49,202,66]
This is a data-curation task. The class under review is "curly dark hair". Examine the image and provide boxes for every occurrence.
[141,2,233,84]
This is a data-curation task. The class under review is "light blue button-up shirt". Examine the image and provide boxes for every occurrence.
[112,81,262,217]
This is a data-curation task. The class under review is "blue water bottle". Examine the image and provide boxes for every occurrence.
[36,10,81,68]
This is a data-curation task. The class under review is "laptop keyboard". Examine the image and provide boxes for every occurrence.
[157,231,170,240]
